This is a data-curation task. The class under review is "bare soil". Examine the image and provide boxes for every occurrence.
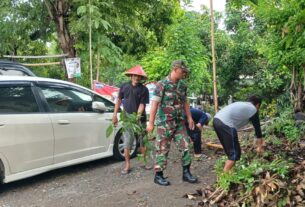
[0,145,220,207]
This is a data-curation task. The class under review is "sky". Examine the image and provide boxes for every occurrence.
[186,0,227,29]
[188,0,226,13]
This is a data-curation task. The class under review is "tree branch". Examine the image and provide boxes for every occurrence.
[44,0,55,20]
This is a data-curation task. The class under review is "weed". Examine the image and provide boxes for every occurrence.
[264,108,302,144]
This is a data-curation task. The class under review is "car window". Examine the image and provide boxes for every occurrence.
[0,68,28,76]
[40,87,93,113]
[0,86,39,113]
[93,95,115,112]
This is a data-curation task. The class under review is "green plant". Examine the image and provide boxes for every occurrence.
[260,99,277,118]
[215,157,237,191]
[263,157,291,179]
[106,111,154,164]
[264,134,282,146]
[215,153,291,193]
[106,111,143,138]
[202,126,217,141]
[137,131,155,164]
[264,108,301,143]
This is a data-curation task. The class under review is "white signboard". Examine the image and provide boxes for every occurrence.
[64,58,81,78]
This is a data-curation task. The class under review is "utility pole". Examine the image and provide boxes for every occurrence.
[210,0,219,112]
[89,0,93,89]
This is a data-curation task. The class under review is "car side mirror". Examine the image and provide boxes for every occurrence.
[92,101,106,113]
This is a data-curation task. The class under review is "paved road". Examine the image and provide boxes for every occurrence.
[0,147,217,207]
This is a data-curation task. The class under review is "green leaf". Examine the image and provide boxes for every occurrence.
[119,112,124,121]
[77,6,86,15]
[94,21,99,29]
[100,20,110,30]
[137,154,144,161]
[106,124,114,138]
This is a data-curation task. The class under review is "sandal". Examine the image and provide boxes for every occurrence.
[143,164,153,170]
[140,164,153,170]
[121,169,131,175]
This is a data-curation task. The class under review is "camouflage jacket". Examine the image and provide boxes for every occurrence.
[152,76,187,125]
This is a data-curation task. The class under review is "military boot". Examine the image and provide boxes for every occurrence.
[182,164,198,183]
[154,171,170,186]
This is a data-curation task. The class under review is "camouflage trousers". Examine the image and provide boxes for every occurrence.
[154,120,192,172]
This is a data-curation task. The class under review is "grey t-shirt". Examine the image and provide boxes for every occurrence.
[214,102,257,130]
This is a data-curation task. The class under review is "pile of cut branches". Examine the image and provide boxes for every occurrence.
[185,128,305,206]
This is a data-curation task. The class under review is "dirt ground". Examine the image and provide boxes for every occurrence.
[0,145,220,207]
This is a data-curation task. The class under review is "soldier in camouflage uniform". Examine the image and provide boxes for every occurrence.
[147,60,198,186]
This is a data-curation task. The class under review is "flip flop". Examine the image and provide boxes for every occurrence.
[121,169,131,175]
[143,165,153,170]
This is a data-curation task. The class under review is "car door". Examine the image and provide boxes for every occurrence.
[0,82,54,173]
[37,83,113,164]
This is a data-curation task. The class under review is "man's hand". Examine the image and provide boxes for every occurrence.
[196,123,203,130]
[256,146,264,154]
[112,115,118,126]
[146,122,154,133]
[188,118,195,130]
[255,138,264,154]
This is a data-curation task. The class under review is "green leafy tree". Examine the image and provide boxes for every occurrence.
[57,0,180,86]
[0,0,50,56]
[141,11,212,94]
[217,3,266,101]
[254,0,305,110]
[229,0,305,110]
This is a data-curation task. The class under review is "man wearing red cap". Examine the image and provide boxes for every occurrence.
[112,65,150,175]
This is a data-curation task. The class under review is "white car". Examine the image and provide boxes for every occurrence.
[0,76,138,184]
[145,81,157,115]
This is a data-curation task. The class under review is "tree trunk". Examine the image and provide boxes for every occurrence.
[290,66,305,111]
[301,66,305,111]
[44,0,76,58]
[296,85,302,110]
[290,66,296,108]
[96,52,100,81]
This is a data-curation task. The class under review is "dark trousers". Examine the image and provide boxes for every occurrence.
[187,129,202,154]
[213,118,241,161]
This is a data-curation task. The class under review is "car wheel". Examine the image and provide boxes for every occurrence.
[0,160,4,185]
[113,130,138,161]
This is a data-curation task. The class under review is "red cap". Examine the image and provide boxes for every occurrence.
[125,65,147,80]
